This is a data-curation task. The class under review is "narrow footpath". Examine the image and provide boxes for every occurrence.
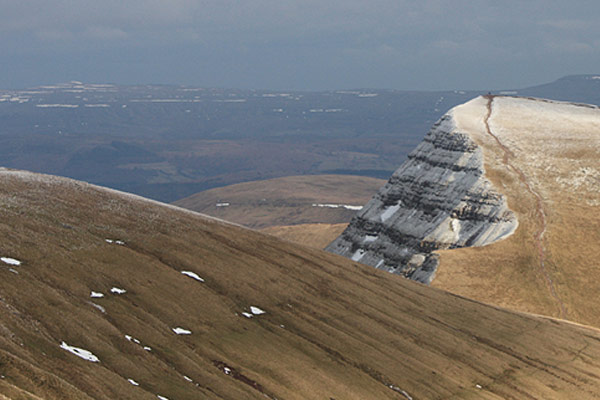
[483,95,567,319]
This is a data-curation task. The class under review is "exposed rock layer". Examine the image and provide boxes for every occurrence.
[326,102,517,283]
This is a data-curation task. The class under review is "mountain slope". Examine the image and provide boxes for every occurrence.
[1,169,600,399]
[260,223,348,249]
[433,96,600,326]
[326,106,518,283]
[326,95,600,327]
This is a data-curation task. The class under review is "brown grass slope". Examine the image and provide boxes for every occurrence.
[260,223,348,249]
[432,96,600,328]
[172,175,384,229]
[1,170,600,399]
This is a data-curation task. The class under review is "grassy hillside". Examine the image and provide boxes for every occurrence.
[173,175,384,229]
[432,96,600,328]
[260,223,348,249]
[1,169,600,399]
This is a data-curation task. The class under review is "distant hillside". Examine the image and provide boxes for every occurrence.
[2,168,600,398]
[1,76,598,202]
[173,175,384,229]
[520,74,600,105]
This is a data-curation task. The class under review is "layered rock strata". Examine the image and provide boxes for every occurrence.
[326,105,517,284]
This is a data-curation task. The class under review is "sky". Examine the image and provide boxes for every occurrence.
[1,0,599,91]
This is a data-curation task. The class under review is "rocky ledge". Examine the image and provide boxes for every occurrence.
[325,102,517,284]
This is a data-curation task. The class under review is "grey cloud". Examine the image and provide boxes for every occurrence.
[1,0,600,90]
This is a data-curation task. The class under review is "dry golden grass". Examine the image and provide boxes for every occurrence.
[173,175,384,229]
[1,170,600,398]
[434,96,600,327]
[260,223,348,249]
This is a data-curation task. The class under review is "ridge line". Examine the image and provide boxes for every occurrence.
[482,95,567,319]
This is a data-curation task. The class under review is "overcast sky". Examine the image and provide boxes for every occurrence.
[1,0,599,90]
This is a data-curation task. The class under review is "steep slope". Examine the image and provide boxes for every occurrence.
[260,223,348,249]
[327,96,600,327]
[173,175,384,229]
[326,105,518,283]
[1,170,600,399]
[433,96,600,326]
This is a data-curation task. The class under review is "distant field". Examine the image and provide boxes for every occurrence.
[174,174,385,230]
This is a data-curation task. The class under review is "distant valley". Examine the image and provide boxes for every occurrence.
[1,75,599,202]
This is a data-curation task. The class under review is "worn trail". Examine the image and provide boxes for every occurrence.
[483,96,567,319]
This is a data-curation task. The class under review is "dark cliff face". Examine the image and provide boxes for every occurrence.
[325,106,517,284]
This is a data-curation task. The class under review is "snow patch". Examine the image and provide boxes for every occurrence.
[125,334,152,351]
[450,218,461,233]
[105,239,125,245]
[241,312,253,318]
[36,104,79,108]
[363,235,378,243]
[216,202,230,207]
[90,291,104,298]
[312,203,362,210]
[181,271,204,282]
[213,99,246,103]
[1,257,21,266]
[351,249,366,262]
[111,287,126,294]
[380,203,401,222]
[90,301,106,314]
[172,327,192,335]
[60,342,99,362]
[250,306,266,315]
[157,396,169,400]
[183,375,193,382]
[128,378,139,386]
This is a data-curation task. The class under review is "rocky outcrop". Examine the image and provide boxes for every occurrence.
[325,105,517,284]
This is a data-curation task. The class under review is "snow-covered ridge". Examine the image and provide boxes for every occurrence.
[326,97,518,284]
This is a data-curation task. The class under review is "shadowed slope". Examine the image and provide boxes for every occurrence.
[1,169,600,399]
